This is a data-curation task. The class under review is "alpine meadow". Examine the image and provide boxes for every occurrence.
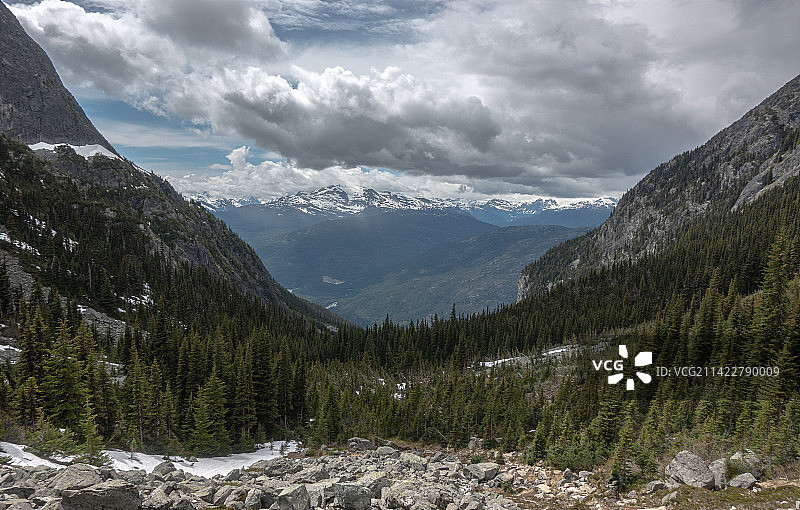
[0,1,799,509]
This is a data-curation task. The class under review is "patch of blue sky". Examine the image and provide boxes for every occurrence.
[76,96,278,176]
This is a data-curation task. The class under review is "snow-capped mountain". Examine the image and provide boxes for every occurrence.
[193,185,617,227]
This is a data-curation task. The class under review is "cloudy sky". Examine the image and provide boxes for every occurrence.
[9,0,800,202]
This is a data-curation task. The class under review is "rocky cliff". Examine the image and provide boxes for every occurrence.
[518,73,800,300]
[0,1,113,150]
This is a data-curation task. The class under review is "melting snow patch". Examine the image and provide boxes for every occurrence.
[0,442,61,469]
[0,232,40,255]
[1,441,300,477]
[29,142,118,160]
[479,357,522,368]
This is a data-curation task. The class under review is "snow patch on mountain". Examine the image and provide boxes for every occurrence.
[191,185,617,218]
[29,142,119,160]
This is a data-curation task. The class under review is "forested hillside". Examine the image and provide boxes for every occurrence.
[0,0,797,489]
[1,131,798,472]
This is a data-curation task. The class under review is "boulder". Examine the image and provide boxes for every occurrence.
[245,487,264,509]
[465,463,499,482]
[257,479,291,508]
[224,468,242,482]
[250,457,302,478]
[117,469,147,485]
[348,438,375,451]
[171,498,195,510]
[664,451,715,489]
[459,493,486,510]
[729,450,763,479]
[376,446,398,457]
[48,464,102,492]
[467,438,484,451]
[333,483,371,510]
[288,465,329,484]
[728,472,757,489]
[356,471,390,498]
[60,479,141,510]
[152,461,177,477]
[578,470,593,481]
[0,486,35,499]
[399,452,427,471]
[305,481,336,508]
[646,480,665,493]
[2,499,33,510]
[708,458,727,490]
[213,484,236,506]
[661,490,678,504]
[277,484,310,510]
[141,485,171,510]
[383,480,455,510]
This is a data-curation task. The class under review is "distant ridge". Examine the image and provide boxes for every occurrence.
[0,1,114,151]
[197,184,617,228]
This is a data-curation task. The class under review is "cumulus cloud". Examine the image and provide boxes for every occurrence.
[9,0,800,199]
[169,146,560,203]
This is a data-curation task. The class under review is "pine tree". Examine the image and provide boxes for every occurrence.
[79,397,106,465]
[43,321,86,431]
[15,377,41,428]
[191,371,231,456]
[232,347,256,451]
[274,342,293,430]
[614,402,642,483]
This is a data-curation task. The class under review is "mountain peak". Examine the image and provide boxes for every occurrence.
[0,1,113,151]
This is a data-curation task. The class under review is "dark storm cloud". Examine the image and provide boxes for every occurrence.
[9,0,800,199]
[139,0,285,59]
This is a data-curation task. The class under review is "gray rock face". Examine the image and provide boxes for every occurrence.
[728,472,757,489]
[464,463,499,483]
[384,480,456,510]
[0,2,113,149]
[60,479,141,510]
[518,73,800,301]
[251,457,303,478]
[332,483,371,510]
[347,438,375,451]
[664,450,715,489]
[289,465,329,484]
[355,471,390,498]
[142,484,171,509]
[152,461,177,478]
[245,487,264,509]
[48,464,102,492]
[277,484,310,510]
[708,458,727,490]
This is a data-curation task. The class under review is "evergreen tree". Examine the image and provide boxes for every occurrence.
[43,321,86,431]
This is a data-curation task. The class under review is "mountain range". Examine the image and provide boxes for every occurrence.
[197,185,616,228]
[203,186,611,324]
[1,0,799,496]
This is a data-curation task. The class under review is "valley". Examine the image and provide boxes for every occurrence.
[0,1,798,510]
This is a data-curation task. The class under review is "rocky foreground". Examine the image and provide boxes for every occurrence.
[0,439,519,510]
[1,439,799,510]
